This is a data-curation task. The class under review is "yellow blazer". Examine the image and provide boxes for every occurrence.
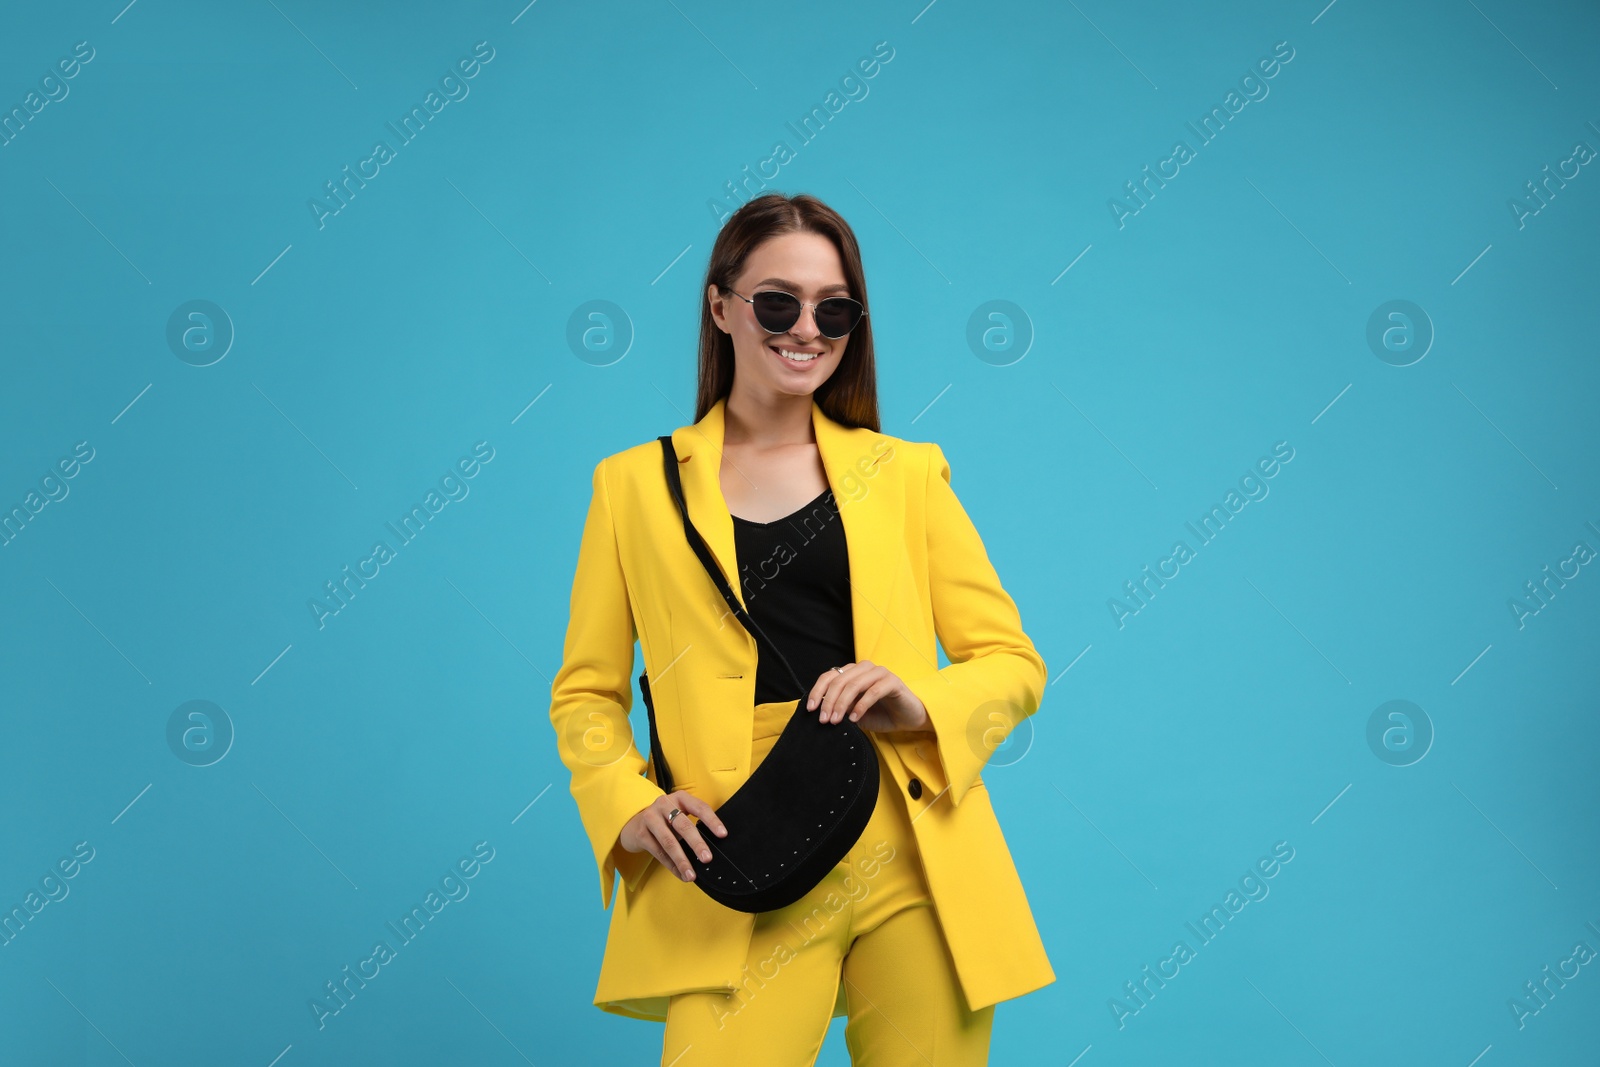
[550,395,1055,1021]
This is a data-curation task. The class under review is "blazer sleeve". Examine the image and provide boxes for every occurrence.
[901,442,1048,809]
[549,455,667,911]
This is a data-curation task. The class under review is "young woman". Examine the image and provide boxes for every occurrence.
[550,192,1053,1065]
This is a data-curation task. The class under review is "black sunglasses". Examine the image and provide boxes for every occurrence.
[721,286,867,340]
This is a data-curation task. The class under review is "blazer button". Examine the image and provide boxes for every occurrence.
[907,777,923,800]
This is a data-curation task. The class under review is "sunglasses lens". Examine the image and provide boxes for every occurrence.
[815,298,863,338]
[751,291,802,333]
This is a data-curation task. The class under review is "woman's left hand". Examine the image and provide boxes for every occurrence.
[807,661,931,734]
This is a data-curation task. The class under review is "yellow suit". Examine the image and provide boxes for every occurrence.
[550,395,1055,1022]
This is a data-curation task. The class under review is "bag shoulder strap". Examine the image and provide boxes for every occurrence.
[655,435,808,701]
[639,435,812,797]
[640,669,671,795]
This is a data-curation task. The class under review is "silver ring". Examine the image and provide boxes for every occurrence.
[666,808,682,824]
[832,666,847,675]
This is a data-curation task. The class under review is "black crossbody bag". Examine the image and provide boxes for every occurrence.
[637,435,880,913]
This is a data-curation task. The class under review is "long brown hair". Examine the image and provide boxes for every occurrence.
[696,193,880,431]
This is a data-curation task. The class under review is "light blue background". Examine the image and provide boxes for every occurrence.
[2,1,1597,1064]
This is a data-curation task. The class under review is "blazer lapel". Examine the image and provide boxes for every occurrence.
[669,396,899,663]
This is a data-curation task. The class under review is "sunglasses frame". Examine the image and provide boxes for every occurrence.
[720,285,867,340]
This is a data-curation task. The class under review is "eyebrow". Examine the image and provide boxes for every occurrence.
[752,277,852,296]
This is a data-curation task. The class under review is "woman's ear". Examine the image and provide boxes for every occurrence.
[707,284,730,333]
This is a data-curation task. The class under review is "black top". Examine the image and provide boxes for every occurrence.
[730,486,855,704]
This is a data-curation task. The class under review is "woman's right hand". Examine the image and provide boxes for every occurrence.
[618,790,728,882]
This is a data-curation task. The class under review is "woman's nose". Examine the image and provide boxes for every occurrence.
[789,305,821,340]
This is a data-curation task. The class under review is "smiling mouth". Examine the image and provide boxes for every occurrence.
[769,343,824,364]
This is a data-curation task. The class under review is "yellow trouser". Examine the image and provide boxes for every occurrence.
[661,699,995,1066]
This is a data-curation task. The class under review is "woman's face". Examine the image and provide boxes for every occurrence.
[709,231,855,400]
